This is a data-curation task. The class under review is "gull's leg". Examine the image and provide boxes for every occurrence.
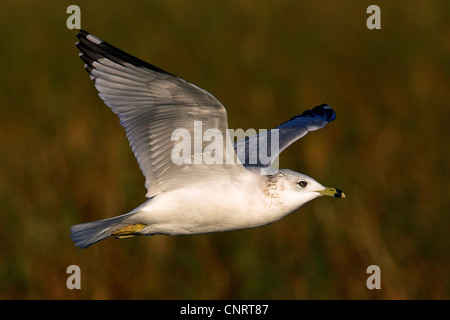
[112,223,147,239]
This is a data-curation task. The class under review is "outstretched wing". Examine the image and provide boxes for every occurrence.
[234,104,336,168]
[76,30,244,198]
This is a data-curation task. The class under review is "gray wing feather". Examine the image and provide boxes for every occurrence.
[234,104,336,168]
[76,30,243,197]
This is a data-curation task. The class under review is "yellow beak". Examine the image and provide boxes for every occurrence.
[316,187,346,198]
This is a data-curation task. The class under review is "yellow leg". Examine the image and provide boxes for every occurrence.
[112,223,146,239]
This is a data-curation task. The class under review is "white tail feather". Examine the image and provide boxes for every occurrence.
[70,212,136,248]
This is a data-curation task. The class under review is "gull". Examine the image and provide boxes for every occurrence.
[70,30,345,248]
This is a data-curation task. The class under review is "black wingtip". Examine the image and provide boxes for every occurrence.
[74,30,173,77]
[301,104,336,122]
[283,104,336,125]
[76,29,89,41]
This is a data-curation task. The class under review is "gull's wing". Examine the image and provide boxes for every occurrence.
[76,30,244,198]
[234,104,336,168]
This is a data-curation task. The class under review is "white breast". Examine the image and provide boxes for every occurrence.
[134,172,285,235]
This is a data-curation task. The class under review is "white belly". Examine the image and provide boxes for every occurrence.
[133,179,282,236]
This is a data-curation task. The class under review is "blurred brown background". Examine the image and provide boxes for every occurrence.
[0,0,448,299]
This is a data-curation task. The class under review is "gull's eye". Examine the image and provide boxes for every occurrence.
[298,180,308,188]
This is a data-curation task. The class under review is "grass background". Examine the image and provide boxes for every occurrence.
[0,0,448,299]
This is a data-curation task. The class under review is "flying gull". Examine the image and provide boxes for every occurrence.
[70,30,345,248]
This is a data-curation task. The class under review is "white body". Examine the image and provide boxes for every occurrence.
[70,169,327,248]
[131,171,318,236]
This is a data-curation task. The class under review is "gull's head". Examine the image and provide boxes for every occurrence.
[268,169,345,212]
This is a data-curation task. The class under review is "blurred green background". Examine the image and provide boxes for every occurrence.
[0,0,449,299]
